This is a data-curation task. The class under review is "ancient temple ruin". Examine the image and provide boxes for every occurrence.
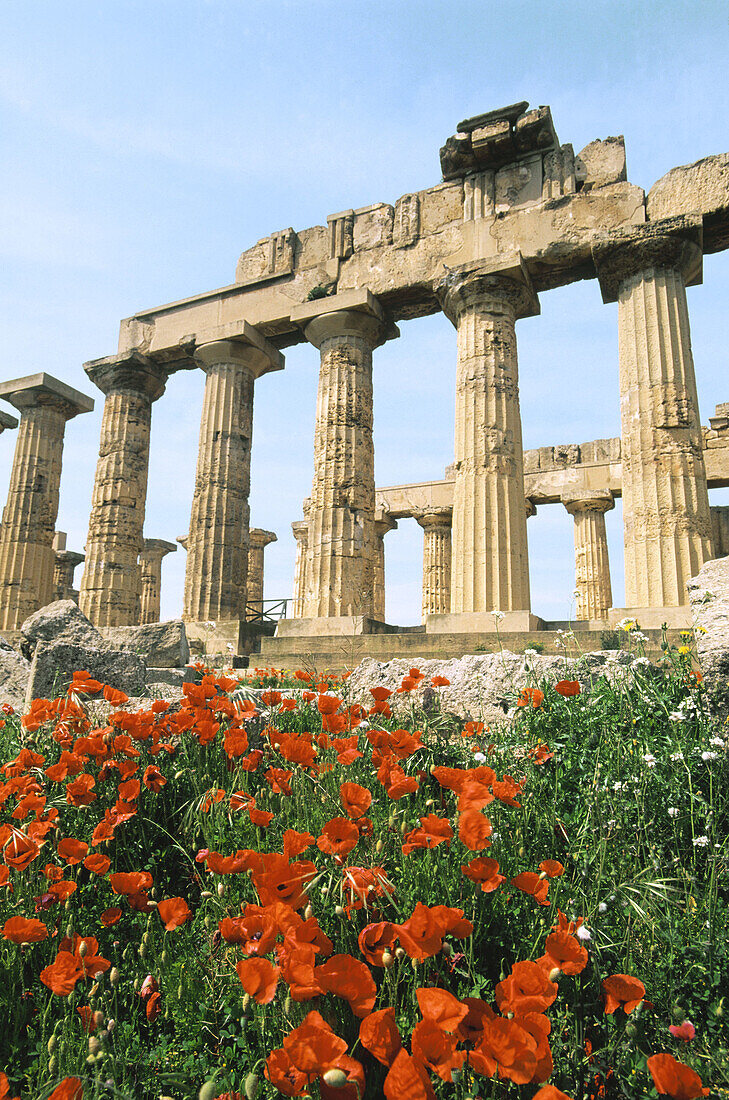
[1,102,728,661]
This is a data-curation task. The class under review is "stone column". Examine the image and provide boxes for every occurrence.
[593,217,712,607]
[290,291,394,621]
[183,330,283,623]
[246,528,277,621]
[435,256,538,614]
[416,508,452,618]
[291,517,309,619]
[373,509,397,622]
[0,374,93,630]
[52,532,84,602]
[139,539,177,624]
[563,490,615,620]
[79,353,167,627]
[711,506,729,559]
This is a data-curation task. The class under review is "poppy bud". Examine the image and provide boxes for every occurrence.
[538,871,548,880]
[304,905,313,920]
[410,958,418,971]
[178,982,184,998]
[381,951,394,968]
[199,1083,217,1100]
[548,967,561,982]
[671,1003,685,1022]
[399,821,407,835]
[429,765,436,775]
[425,799,434,807]
[625,1022,637,1038]
[88,1037,101,1056]
[174,770,185,780]
[518,847,525,857]
[395,947,405,959]
[99,1030,109,1044]
[244,1073,260,1100]
[322,1069,348,1088]
[48,1055,58,1075]
[375,840,384,854]
[441,943,452,957]
[47,1036,57,1054]
[715,999,724,1018]
[65,923,74,939]
[204,915,212,930]
[200,890,213,899]
[86,1055,96,1067]
[334,905,345,917]
[139,944,147,960]
[142,932,151,946]
[93,1010,104,1029]
[109,967,120,987]
[217,881,226,898]
[284,994,292,1013]
[78,940,89,958]
[160,950,169,968]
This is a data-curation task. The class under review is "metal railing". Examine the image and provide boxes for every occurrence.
[244,599,289,624]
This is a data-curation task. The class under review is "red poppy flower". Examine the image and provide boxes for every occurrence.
[40,951,84,996]
[58,838,89,865]
[517,687,544,708]
[647,1053,709,1098]
[431,675,450,686]
[411,1019,465,1083]
[669,1021,697,1041]
[3,829,41,871]
[100,908,122,927]
[236,958,280,1004]
[83,853,111,876]
[458,809,493,851]
[539,859,564,878]
[314,955,377,1018]
[339,782,372,820]
[118,778,141,801]
[512,871,550,906]
[602,974,645,1014]
[47,1079,84,1100]
[317,694,342,715]
[533,1088,573,1100]
[157,897,192,931]
[496,960,558,1015]
[283,830,315,860]
[554,680,580,697]
[283,1009,348,1074]
[461,856,505,892]
[3,916,49,944]
[383,1049,436,1100]
[403,815,453,855]
[143,765,166,793]
[317,818,359,859]
[369,686,392,702]
[109,871,153,896]
[540,930,588,976]
[249,805,275,827]
[264,1048,309,1097]
[358,921,397,967]
[146,990,162,1022]
[359,1007,402,1067]
[416,987,468,1033]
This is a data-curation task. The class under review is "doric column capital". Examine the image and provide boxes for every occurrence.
[291,288,397,350]
[434,253,540,324]
[54,549,85,568]
[176,535,188,552]
[525,498,537,519]
[141,538,177,560]
[291,519,309,544]
[249,528,277,550]
[0,373,94,421]
[0,410,19,433]
[194,326,284,380]
[414,507,453,531]
[563,489,615,516]
[374,508,398,538]
[592,215,702,304]
[85,352,168,402]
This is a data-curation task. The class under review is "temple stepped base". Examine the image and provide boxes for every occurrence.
[256,625,687,675]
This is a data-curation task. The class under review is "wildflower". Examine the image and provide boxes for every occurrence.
[157,897,192,931]
[602,973,645,1014]
[517,687,544,708]
[576,924,591,942]
[669,1020,696,1041]
[359,1007,402,1066]
[668,808,679,818]
[492,609,505,620]
[236,958,280,1004]
[495,960,558,1014]
[643,753,657,767]
[3,916,49,944]
[700,751,718,762]
[692,836,709,847]
[647,1052,709,1097]
[554,680,580,697]
[47,1080,84,1100]
[598,902,607,913]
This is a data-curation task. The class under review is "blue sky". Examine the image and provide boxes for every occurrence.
[1,0,728,624]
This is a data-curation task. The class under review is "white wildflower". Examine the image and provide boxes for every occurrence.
[598,902,607,914]
[668,807,679,818]
[670,751,683,761]
[642,753,657,768]
[576,925,591,942]
[668,712,683,722]
[692,835,709,847]
[701,751,718,762]
[709,736,725,747]
[492,610,505,621]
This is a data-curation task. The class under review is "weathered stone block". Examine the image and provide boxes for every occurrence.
[0,636,30,712]
[26,642,146,704]
[687,557,729,687]
[100,620,190,669]
[575,138,627,191]
[20,599,102,659]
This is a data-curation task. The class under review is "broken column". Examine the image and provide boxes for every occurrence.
[139,539,177,624]
[0,374,93,630]
[373,508,397,622]
[291,514,309,619]
[593,217,713,608]
[290,291,395,621]
[416,508,452,618]
[183,331,283,622]
[562,490,614,619]
[246,528,277,620]
[52,532,84,603]
[79,353,167,627]
[435,256,538,616]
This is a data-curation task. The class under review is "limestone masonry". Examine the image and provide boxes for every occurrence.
[2,102,729,655]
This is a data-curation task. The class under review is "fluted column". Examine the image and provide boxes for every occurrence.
[373,509,397,622]
[52,534,85,603]
[0,374,93,629]
[563,490,614,619]
[711,506,729,559]
[140,539,177,624]
[416,509,452,618]
[291,291,394,620]
[246,528,277,621]
[593,217,712,607]
[79,353,166,627]
[183,333,283,622]
[291,516,309,619]
[435,256,538,613]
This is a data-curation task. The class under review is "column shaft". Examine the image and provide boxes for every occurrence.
[246,529,277,621]
[139,540,176,624]
[53,551,84,602]
[437,262,537,613]
[564,493,614,619]
[417,512,452,618]
[291,519,309,619]
[373,512,397,622]
[0,407,67,628]
[301,308,388,619]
